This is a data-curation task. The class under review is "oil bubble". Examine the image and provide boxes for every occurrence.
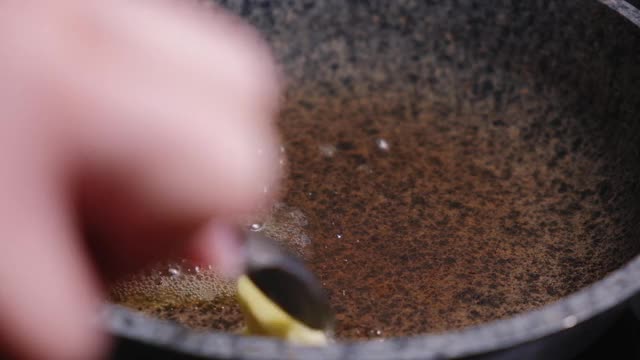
[259,202,312,257]
[110,259,236,308]
[376,138,390,151]
[319,144,336,158]
[299,234,312,247]
[168,268,180,277]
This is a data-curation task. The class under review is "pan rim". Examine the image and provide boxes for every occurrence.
[105,252,640,359]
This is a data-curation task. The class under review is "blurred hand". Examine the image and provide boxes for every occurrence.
[0,1,281,359]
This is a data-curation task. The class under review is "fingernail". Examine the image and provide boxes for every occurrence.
[202,222,246,279]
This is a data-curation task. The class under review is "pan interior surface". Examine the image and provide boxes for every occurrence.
[110,0,640,340]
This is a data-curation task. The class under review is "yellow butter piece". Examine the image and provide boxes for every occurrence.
[236,275,327,346]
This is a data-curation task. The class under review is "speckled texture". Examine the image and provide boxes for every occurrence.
[122,298,243,332]
[108,1,640,359]
[277,94,635,337]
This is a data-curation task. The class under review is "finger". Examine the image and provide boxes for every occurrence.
[51,0,282,278]
[0,118,105,360]
[189,221,247,279]
[60,0,282,218]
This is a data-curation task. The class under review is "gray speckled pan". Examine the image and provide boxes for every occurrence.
[106,1,640,359]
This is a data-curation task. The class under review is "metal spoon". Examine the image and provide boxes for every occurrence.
[241,231,333,332]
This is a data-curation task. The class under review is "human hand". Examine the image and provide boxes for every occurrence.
[0,1,281,359]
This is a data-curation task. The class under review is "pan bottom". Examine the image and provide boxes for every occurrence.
[111,79,638,339]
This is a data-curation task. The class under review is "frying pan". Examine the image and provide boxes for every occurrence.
[106,1,640,359]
